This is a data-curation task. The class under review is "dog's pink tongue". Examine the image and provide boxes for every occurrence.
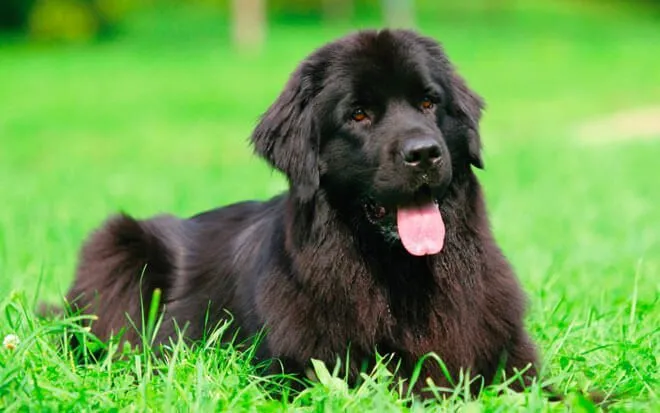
[396,202,445,256]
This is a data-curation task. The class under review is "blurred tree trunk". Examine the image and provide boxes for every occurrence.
[382,0,416,28]
[230,0,266,53]
[322,0,353,23]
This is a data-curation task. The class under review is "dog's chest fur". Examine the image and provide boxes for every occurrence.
[254,194,506,384]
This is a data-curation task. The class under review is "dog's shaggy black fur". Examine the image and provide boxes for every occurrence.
[64,29,545,397]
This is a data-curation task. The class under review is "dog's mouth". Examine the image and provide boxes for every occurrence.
[364,185,445,256]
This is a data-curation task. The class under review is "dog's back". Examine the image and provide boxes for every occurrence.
[64,197,284,348]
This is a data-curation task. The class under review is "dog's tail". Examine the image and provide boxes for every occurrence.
[60,213,185,343]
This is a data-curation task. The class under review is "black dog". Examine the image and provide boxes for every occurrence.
[64,29,545,397]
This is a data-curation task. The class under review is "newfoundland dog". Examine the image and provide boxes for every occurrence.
[64,29,546,397]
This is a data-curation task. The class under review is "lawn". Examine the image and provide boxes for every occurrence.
[1,3,659,411]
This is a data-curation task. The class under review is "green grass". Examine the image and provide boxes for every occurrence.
[1,3,660,411]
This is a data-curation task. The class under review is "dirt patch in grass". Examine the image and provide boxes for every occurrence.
[575,106,660,145]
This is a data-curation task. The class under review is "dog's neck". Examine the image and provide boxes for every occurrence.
[278,174,488,330]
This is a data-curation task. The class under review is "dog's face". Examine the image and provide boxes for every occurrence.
[252,30,484,256]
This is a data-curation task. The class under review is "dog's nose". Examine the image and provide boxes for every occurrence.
[402,137,442,167]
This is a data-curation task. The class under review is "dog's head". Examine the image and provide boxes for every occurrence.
[252,29,484,256]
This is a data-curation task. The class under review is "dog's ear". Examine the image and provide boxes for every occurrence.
[447,71,485,169]
[251,65,319,200]
[414,32,485,169]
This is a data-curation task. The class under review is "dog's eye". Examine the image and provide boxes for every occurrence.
[351,108,368,122]
[421,97,435,110]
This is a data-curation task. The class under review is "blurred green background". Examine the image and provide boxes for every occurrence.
[2,0,660,303]
[0,1,659,408]
[1,0,659,309]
